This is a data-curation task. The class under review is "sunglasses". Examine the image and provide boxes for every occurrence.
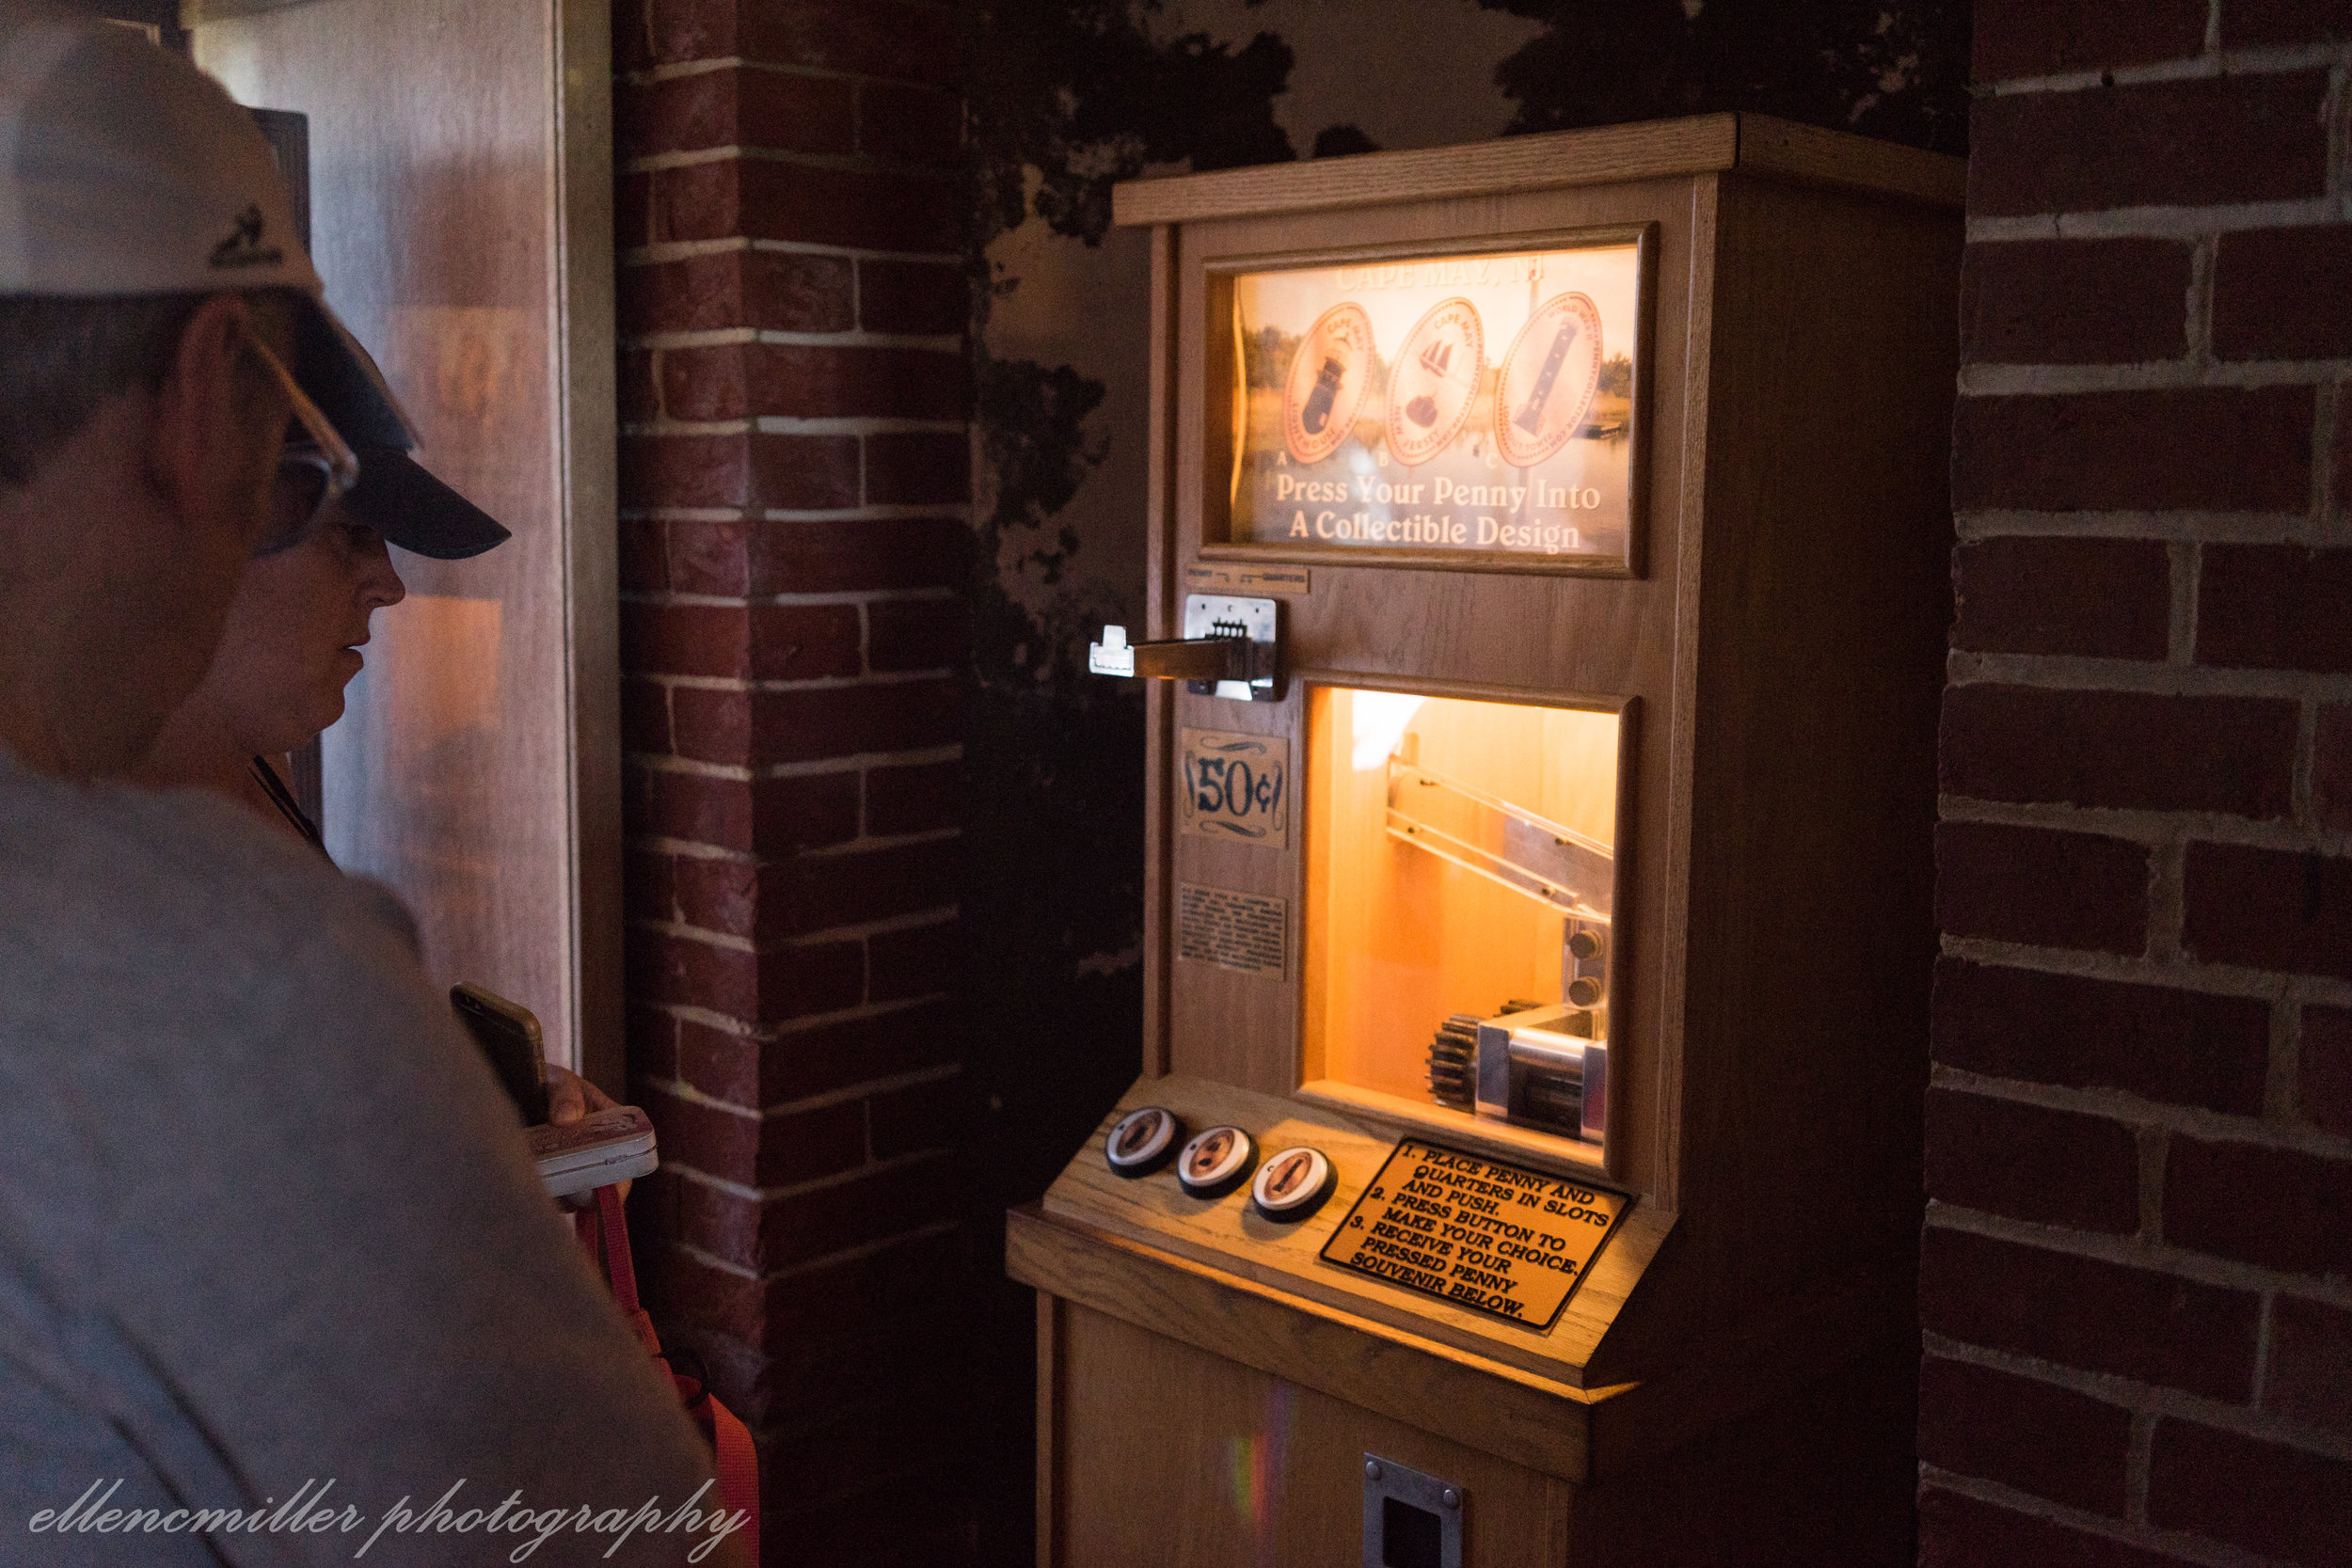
[261,446,342,556]
[244,333,358,556]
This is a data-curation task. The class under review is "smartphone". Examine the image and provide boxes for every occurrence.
[449,982,549,1126]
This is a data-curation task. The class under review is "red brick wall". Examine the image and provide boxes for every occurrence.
[612,3,975,1560]
[1925,3,2352,1563]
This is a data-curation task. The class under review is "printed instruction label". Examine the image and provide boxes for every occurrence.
[1320,1138,1630,1330]
[1184,562,1311,595]
[1176,882,1287,978]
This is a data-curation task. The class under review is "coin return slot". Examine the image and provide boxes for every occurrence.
[1361,1455,1461,1568]
[1381,1499,1441,1568]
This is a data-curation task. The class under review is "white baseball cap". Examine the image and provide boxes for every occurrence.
[0,4,414,449]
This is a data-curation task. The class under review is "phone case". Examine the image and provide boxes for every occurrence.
[526,1105,660,1199]
[450,982,550,1126]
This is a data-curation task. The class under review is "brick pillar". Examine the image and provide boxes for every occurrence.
[1925,4,2352,1564]
[612,3,975,1560]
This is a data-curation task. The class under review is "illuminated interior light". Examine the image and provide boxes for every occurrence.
[1351,689,1426,770]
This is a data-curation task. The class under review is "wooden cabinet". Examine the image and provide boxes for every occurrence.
[1014,113,1961,1565]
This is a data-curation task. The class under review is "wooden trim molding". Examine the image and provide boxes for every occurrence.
[1112,112,1963,228]
[553,0,623,1093]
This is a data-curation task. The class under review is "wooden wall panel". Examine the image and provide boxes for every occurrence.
[1670,175,1958,1315]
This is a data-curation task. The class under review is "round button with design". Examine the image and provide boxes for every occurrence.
[1104,1105,1184,1178]
[1175,1124,1257,1198]
[1248,1146,1335,1222]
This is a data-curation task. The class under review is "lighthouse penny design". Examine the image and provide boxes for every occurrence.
[1280,302,1376,466]
[1493,291,1604,468]
[1249,1145,1334,1221]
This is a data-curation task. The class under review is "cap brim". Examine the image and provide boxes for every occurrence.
[342,449,511,561]
[293,296,416,451]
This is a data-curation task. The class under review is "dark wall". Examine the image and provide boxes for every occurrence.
[1922,2,2352,1562]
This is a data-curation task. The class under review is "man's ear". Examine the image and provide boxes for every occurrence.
[146,293,288,558]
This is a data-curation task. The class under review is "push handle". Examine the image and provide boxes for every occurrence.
[1086,594,1285,703]
[1086,625,1270,683]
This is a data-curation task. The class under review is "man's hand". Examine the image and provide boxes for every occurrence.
[546,1062,618,1125]
[543,1064,731,1566]
[547,1064,630,1207]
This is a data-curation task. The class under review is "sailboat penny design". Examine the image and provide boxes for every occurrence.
[1493,291,1604,467]
[1385,297,1485,467]
[1280,302,1377,466]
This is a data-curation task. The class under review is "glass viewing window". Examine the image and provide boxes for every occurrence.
[1223,237,1644,572]
[1304,687,1621,1159]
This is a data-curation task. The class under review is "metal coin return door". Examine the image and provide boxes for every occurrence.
[1362,1455,1463,1568]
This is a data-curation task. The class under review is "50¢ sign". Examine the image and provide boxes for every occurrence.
[1179,729,1288,848]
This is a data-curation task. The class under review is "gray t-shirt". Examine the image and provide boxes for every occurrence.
[0,756,721,1564]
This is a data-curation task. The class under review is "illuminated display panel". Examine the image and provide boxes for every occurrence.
[1225,237,1644,571]
[1304,686,1621,1157]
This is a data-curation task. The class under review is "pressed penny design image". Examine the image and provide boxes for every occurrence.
[1280,302,1376,466]
[1104,1105,1184,1177]
[1385,297,1485,467]
[1249,1145,1335,1222]
[1493,291,1605,468]
[1226,238,1643,565]
[1176,1124,1257,1197]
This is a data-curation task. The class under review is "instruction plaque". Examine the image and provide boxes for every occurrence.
[1176,882,1287,979]
[1319,1138,1629,1329]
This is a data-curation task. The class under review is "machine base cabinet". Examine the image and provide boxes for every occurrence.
[1047,1301,1558,1566]
[1040,1288,1919,1568]
[1035,1290,1916,1568]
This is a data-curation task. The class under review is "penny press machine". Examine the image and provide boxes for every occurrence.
[1009,115,1963,1566]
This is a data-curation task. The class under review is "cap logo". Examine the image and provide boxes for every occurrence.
[209,204,284,269]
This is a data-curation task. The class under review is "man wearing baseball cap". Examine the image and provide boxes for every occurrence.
[0,10,739,1563]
